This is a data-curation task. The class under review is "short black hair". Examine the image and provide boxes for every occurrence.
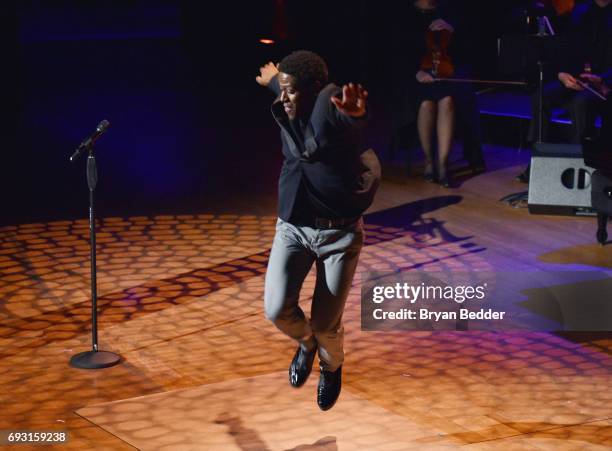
[278,50,329,89]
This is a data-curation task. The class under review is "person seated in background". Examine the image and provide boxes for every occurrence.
[581,71,612,141]
[518,0,612,182]
[403,0,485,188]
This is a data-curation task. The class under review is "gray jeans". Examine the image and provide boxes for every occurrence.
[264,218,364,372]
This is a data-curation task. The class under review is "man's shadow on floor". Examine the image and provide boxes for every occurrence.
[364,195,476,248]
[215,413,337,450]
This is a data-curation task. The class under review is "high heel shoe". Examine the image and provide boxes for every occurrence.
[423,164,435,183]
[438,170,452,188]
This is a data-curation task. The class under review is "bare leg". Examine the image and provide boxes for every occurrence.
[436,96,455,182]
[417,100,437,179]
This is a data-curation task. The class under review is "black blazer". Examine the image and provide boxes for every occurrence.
[268,75,379,221]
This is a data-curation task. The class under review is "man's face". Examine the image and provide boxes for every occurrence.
[278,72,316,120]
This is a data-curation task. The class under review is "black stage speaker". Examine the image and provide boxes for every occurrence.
[528,143,596,216]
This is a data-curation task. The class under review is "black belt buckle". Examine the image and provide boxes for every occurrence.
[314,217,357,229]
[314,218,334,229]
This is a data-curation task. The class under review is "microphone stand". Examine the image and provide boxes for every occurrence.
[502,13,552,207]
[533,14,556,143]
[69,144,121,369]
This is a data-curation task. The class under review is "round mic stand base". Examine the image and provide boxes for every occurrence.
[70,350,121,369]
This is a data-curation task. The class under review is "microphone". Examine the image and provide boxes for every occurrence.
[70,119,110,162]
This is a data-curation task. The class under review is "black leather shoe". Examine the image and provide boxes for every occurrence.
[289,344,317,388]
[317,365,342,411]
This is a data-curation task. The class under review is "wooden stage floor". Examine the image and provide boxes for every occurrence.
[1,146,611,450]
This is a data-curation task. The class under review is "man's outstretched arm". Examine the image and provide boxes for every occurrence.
[256,62,280,94]
[330,83,369,128]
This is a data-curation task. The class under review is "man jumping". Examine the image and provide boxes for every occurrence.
[256,50,376,410]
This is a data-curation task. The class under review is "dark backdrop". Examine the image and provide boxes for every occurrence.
[2,0,532,226]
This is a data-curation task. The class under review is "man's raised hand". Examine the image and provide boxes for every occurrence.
[331,83,368,117]
[256,62,279,87]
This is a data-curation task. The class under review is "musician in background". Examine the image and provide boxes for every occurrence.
[397,0,485,188]
[581,71,612,139]
[516,0,611,181]
[527,1,611,144]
